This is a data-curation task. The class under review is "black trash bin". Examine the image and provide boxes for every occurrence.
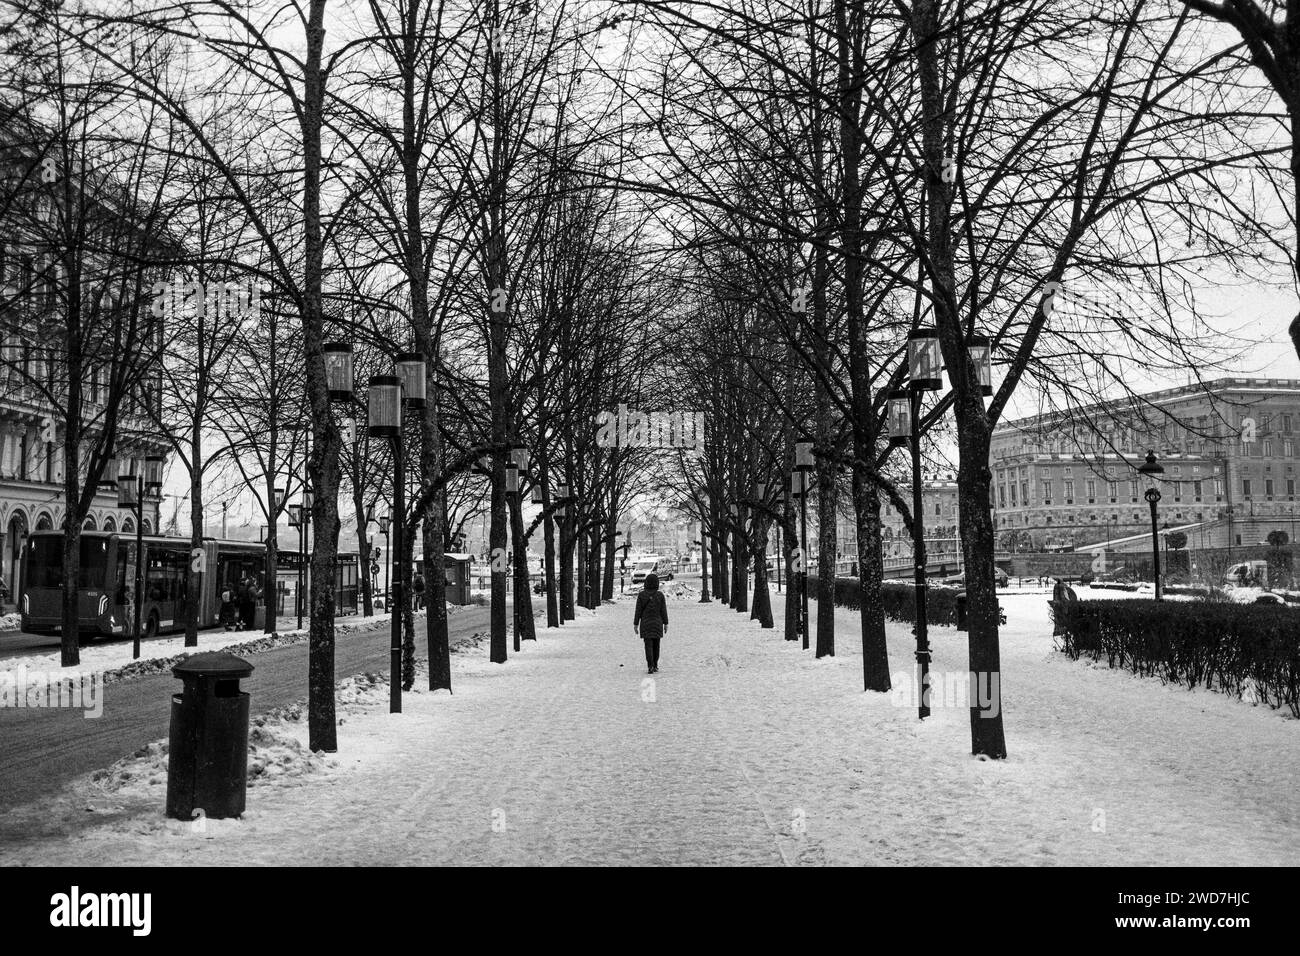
[166,652,254,820]
[956,591,968,631]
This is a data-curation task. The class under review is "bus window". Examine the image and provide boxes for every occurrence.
[117,542,131,605]
[25,536,110,590]
[148,547,189,605]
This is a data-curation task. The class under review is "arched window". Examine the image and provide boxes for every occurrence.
[102,516,116,532]
[142,518,153,534]
[83,515,97,530]
[121,516,134,533]
[35,512,53,531]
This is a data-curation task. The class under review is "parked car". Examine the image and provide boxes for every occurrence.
[938,567,1008,588]
[1225,560,1269,588]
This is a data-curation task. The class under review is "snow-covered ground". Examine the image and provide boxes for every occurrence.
[1,588,1296,865]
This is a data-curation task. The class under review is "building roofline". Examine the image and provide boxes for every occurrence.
[995,378,1300,436]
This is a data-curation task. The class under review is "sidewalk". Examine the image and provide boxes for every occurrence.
[1,590,1296,865]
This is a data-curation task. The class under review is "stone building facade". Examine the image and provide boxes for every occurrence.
[990,378,1300,552]
[0,113,168,597]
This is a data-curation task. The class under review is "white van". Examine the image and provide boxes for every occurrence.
[1225,560,1269,587]
[631,557,673,586]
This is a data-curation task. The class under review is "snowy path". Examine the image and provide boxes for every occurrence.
[2,588,1297,865]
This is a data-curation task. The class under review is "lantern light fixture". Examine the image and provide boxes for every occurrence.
[888,389,912,446]
[117,476,138,509]
[1138,450,1163,479]
[323,343,355,402]
[967,334,993,397]
[145,455,165,496]
[395,352,427,409]
[367,375,401,437]
[907,327,943,391]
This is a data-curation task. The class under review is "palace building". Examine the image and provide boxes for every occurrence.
[990,378,1300,553]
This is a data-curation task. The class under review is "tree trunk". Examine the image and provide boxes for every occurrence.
[815,464,837,658]
[751,516,773,628]
[302,0,338,753]
[601,515,617,600]
[575,528,586,611]
[587,534,602,607]
[783,512,798,641]
[698,528,711,602]
[559,513,574,621]
[713,526,729,605]
[351,480,373,619]
[913,0,1006,757]
[543,505,559,626]
[401,516,416,690]
[489,461,508,663]
[957,426,1007,757]
[186,426,203,647]
[852,470,891,691]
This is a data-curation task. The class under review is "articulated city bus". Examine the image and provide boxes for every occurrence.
[20,531,265,641]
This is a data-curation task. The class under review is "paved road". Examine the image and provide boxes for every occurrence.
[0,608,490,811]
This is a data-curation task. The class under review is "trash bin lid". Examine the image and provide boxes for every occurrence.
[173,651,254,681]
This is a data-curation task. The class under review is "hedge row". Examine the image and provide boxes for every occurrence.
[1053,599,1300,717]
[807,576,961,626]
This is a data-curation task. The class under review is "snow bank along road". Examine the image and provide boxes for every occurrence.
[0,590,1296,865]
[0,608,489,812]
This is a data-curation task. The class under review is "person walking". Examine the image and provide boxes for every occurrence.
[238,575,257,631]
[219,584,237,630]
[633,572,668,674]
[412,571,426,610]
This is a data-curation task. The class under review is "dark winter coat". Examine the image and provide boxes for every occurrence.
[634,589,669,641]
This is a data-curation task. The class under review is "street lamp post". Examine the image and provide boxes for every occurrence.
[1139,450,1164,601]
[116,455,163,659]
[370,374,404,712]
[289,491,313,630]
[896,326,945,718]
[378,514,391,607]
[369,355,423,714]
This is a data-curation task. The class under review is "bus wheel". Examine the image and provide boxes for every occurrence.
[145,612,160,641]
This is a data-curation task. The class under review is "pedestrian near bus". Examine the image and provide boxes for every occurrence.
[238,575,258,631]
[633,572,668,673]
